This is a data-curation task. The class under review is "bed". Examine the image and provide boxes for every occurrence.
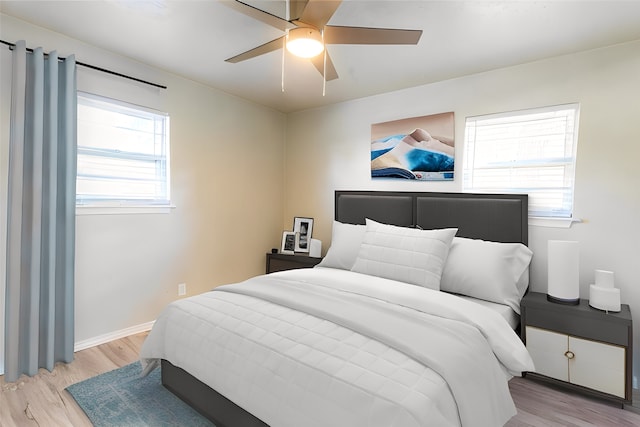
[140,191,534,427]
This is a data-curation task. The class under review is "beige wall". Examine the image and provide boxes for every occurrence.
[284,40,640,381]
[0,14,286,371]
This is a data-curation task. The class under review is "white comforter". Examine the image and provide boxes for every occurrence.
[140,267,534,427]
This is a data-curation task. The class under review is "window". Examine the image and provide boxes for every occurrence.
[463,104,579,219]
[76,92,170,208]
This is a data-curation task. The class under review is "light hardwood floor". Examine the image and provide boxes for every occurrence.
[2,331,640,426]
[0,332,147,427]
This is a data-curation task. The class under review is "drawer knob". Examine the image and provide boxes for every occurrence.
[564,350,575,360]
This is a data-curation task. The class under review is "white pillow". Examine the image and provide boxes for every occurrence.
[440,237,533,314]
[315,221,366,270]
[351,219,457,290]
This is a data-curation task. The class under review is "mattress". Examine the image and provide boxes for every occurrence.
[140,268,534,427]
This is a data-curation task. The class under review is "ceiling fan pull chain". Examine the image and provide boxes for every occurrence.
[281,34,286,93]
[322,29,326,97]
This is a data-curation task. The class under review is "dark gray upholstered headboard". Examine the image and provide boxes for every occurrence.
[335,191,528,245]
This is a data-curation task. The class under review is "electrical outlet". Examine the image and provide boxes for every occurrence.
[178,283,186,296]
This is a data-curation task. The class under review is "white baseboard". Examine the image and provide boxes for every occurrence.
[74,321,155,352]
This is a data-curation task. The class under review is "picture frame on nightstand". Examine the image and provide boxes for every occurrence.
[281,231,296,255]
[293,217,313,253]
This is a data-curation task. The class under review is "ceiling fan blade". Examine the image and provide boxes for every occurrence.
[323,25,422,45]
[310,51,339,81]
[225,37,284,63]
[298,0,342,29]
[223,1,296,31]
[288,0,309,21]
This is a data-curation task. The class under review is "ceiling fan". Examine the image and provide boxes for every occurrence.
[224,0,423,81]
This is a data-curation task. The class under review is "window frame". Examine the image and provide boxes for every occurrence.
[76,92,172,214]
[463,103,580,225]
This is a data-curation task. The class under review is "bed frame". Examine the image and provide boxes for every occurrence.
[161,190,529,427]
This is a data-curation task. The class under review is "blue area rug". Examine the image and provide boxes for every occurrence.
[66,362,215,426]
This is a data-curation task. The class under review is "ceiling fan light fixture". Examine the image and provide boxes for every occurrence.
[286,27,324,58]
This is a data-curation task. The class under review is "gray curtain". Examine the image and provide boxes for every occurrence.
[4,40,77,382]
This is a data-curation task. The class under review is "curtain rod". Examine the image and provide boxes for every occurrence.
[1,39,167,90]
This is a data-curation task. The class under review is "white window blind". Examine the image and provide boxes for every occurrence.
[76,93,170,206]
[463,104,579,218]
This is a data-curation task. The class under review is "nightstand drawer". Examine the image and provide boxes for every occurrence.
[570,335,625,398]
[526,327,568,381]
[526,326,626,398]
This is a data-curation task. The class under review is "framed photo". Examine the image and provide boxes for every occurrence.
[293,217,313,253]
[281,231,296,255]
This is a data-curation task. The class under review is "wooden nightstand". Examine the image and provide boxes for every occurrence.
[520,292,632,406]
[266,253,322,274]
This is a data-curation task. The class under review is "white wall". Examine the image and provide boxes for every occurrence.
[284,40,640,381]
[0,14,286,372]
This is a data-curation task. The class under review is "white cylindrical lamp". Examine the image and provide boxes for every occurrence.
[547,240,580,305]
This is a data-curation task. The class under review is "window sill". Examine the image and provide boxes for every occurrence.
[529,216,582,228]
[76,204,176,215]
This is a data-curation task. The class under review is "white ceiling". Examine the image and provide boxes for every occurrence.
[2,0,640,113]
